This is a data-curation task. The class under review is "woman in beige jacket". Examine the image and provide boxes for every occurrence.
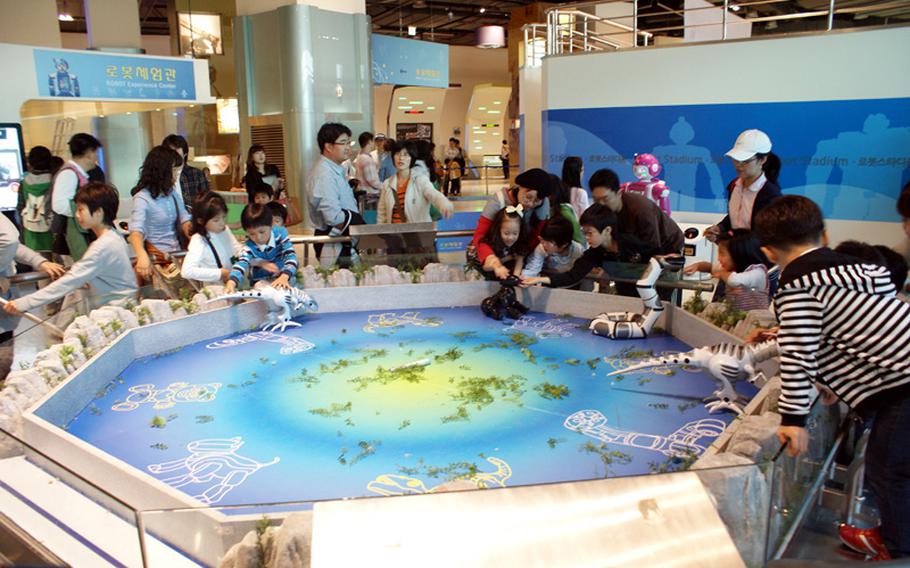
[377,140,454,224]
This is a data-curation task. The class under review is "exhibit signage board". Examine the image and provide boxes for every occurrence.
[543,97,910,221]
[371,34,448,89]
[34,49,197,101]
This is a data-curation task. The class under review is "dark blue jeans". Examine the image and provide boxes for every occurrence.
[866,394,910,557]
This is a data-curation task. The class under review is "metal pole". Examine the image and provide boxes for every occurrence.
[584,16,588,51]
[633,0,639,47]
[0,297,65,338]
[722,0,729,40]
[827,0,836,30]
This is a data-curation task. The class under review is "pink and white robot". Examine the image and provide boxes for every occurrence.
[620,153,671,216]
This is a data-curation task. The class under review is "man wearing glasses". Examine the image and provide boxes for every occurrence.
[308,123,365,266]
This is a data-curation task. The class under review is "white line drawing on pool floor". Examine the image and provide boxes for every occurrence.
[502,315,574,339]
[112,382,222,411]
[147,437,280,505]
[366,457,512,496]
[564,409,725,458]
[363,312,443,333]
[205,331,315,355]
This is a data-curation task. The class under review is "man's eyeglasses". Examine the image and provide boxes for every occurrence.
[333,139,355,147]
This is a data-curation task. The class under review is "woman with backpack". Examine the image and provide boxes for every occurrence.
[18,146,62,253]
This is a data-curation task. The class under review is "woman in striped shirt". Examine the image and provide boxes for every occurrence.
[376,140,453,225]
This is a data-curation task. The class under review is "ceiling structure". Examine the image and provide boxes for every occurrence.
[365,0,553,45]
[53,0,908,44]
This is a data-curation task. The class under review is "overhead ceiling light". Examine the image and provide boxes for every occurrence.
[447,11,454,20]
[408,26,417,36]
[729,3,741,10]
[98,114,105,118]
[478,106,487,110]
[398,106,413,110]
[398,96,407,100]
[426,106,436,110]
[476,25,506,49]
[487,110,500,114]
[493,101,502,105]
[410,101,424,105]
[58,13,74,21]
[479,7,486,14]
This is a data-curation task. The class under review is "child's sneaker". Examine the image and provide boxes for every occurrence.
[838,523,891,560]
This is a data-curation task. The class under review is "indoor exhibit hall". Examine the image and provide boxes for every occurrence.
[0,0,909,566]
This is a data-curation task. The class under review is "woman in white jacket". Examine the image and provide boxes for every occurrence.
[377,140,454,224]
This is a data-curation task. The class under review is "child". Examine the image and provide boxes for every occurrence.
[4,183,137,317]
[251,183,274,205]
[180,192,245,284]
[754,195,910,560]
[521,215,584,278]
[445,158,461,197]
[522,204,656,289]
[873,244,908,293]
[266,201,288,228]
[684,229,772,311]
[223,204,297,293]
[478,207,531,280]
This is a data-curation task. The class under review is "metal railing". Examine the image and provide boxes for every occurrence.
[534,0,910,57]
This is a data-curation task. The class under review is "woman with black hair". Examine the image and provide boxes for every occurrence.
[128,146,192,281]
[19,146,61,252]
[561,156,590,219]
[243,145,284,202]
[548,174,584,245]
[376,140,453,224]
[705,129,782,241]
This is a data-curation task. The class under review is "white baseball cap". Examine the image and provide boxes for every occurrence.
[725,129,772,161]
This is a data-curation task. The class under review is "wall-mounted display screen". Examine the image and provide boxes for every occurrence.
[0,124,25,211]
[395,123,433,142]
[179,12,224,57]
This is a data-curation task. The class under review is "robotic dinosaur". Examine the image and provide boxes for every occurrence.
[481,275,530,321]
[606,340,779,414]
[208,286,318,333]
[589,254,685,339]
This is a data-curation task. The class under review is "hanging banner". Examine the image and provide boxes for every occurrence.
[371,34,448,89]
[34,49,197,101]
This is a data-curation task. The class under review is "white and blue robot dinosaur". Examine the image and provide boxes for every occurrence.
[607,340,779,414]
[207,286,318,332]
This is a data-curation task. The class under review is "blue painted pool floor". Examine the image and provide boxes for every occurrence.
[60,307,756,508]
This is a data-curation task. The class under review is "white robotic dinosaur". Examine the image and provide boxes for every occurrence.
[606,340,779,414]
[207,286,318,332]
[589,254,686,339]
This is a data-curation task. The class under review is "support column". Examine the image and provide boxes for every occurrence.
[0,0,61,47]
[83,0,142,50]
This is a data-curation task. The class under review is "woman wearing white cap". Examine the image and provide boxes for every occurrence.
[705,129,782,242]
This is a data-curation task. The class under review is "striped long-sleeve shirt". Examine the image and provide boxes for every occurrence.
[229,226,298,285]
[774,247,910,427]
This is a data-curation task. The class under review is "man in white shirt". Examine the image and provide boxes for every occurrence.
[354,132,382,198]
[370,133,386,164]
[51,133,102,260]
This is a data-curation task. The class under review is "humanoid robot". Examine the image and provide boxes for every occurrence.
[620,153,670,216]
[589,254,685,339]
[48,58,80,97]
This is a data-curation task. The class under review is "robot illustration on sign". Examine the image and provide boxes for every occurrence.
[620,153,670,216]
[49,58,80,97]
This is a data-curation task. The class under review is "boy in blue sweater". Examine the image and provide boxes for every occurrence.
[223,204,297,293]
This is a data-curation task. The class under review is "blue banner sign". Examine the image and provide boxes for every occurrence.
[34,49,196,101]
[371,34,448,89]
[543,97,910,222]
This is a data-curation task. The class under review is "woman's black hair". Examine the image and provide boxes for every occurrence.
[246,144,266,171]
[482,207,532,258]
[27,146,54,173]
[897,181,910,218]
[755,152,781,184]
[548,173,570,211]
[414,139,438,183]
[561,156,583,190]
[718,229,772,272]
[390,140,418,171]
[190,192,228,236]
[132,146,182,198]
